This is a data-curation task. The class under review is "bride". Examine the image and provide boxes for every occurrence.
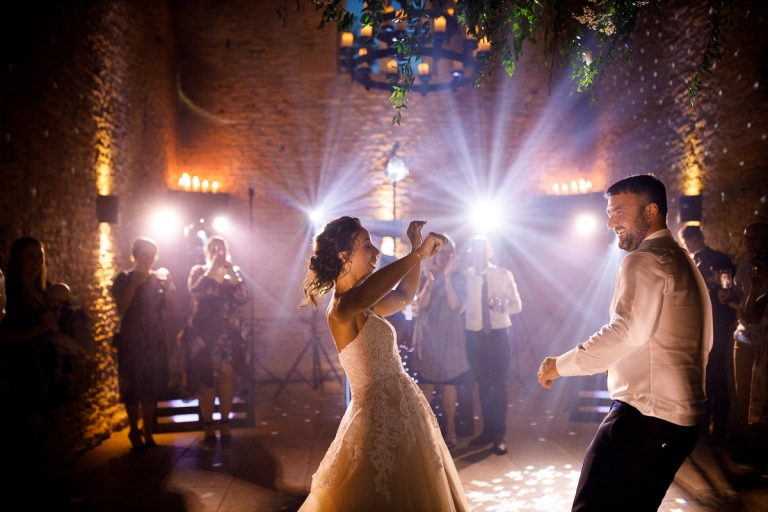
[299,217,470,512]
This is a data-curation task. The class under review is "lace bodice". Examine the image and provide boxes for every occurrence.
[339,314,406,396]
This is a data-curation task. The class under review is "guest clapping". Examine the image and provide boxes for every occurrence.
[413,235,470,449]
[186,236,249,442]
[111,238,173,451]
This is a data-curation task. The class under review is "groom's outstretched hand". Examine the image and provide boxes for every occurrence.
[537,357,561,389]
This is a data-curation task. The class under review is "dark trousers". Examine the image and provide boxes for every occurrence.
[466,328,510,442]
[572,401,700,512]
[704,348,730,435]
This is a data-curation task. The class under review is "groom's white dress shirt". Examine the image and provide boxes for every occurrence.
[556,229,713,426]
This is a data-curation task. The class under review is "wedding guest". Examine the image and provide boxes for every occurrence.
[0,237,70,498]
[111,237,173,451]
[186,236,249,441]
[679,225,736,443]
[47,282,95,359]
[723,222,768,452]
[413,235,470,449]
[0,268,6,321]
[732,247,768,466]
[464,236,522,455]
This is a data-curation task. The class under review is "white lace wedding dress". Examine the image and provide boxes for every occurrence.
[299,313,470,512]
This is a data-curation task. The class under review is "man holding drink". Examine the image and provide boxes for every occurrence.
[679,225,736,443]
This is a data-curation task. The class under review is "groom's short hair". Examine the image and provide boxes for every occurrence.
[605,174,668,217]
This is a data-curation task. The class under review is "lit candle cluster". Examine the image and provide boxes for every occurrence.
[552,179,593,195]
[178,173,219,193]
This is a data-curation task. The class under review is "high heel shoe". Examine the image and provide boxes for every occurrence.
[143,433,158,448]
[203,421,217,443]
[220,419,232,441]
[128,429,147,452]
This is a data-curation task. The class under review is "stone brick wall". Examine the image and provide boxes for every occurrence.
[0,0,177,459]
[597,1,768,259]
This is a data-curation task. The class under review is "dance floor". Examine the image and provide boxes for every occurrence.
[48,380,766,511]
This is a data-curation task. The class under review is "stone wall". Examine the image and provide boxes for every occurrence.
[0,0,177,459]
[597,1,768,258]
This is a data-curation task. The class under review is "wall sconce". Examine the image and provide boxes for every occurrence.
[678,195,702,224]
[97,195,119,223]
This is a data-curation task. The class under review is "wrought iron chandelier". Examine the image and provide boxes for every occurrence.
[337,4,489,95]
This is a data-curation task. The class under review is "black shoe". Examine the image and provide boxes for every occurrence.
[731,450,765,465]
[470,432,493,447]
[492,441,508,455]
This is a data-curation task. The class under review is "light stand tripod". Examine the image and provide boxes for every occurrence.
[248,185,281,397]
[274,308,344,399]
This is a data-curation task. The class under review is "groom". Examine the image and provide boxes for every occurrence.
[538,175,712,511]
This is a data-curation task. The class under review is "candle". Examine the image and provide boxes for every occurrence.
[192,175,200,192]
[478,36,491,53]
[361,24,372,37]
[341,32,354,47]
[202,179,209,193]
[434,16,446,33]
[358,48,369,69]
[178,173,191,190]
[553,183,560,194]
[212,181,219,194]
[446,8,455,16]
[418,62,430,76]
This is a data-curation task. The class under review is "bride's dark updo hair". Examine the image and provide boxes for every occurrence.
[301,216,362,307]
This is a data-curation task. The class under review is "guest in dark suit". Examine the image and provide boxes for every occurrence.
[679,225,736,443]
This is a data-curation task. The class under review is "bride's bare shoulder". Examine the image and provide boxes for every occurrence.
[327,306,369,352]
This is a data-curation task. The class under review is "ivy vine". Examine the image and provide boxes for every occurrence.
[279,0,740,123]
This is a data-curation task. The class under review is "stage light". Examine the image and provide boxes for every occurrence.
[197,230,207,241]
[469,201,504,234]
[308,210,324,225]
[150,209,181,237]
[575,214,599,235]
[213,216,229,232]
[380,236,395,257]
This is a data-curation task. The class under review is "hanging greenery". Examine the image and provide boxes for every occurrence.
[278,0,739,124]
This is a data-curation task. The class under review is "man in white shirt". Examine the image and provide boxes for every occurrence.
[465,236,522,455]
[538,175,712,511]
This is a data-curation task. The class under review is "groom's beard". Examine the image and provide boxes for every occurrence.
[618,213,651,252]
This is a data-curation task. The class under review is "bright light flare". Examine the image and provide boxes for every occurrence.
[575,214,599,235]
[212,216,229,232]
[469,201,504,234]
[308,209,325,226]
[380,236,395,257]
[150,209,181,237]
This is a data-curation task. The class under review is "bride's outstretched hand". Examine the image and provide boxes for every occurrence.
[407,220,426,250]
[415,232,447,260]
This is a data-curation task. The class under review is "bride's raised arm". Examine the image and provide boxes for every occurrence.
[334,223,445,322]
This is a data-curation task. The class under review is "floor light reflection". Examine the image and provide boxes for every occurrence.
[466,464,581,511]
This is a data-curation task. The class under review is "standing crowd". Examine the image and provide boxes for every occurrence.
[0,233,249,502]
[0,174,766,511]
